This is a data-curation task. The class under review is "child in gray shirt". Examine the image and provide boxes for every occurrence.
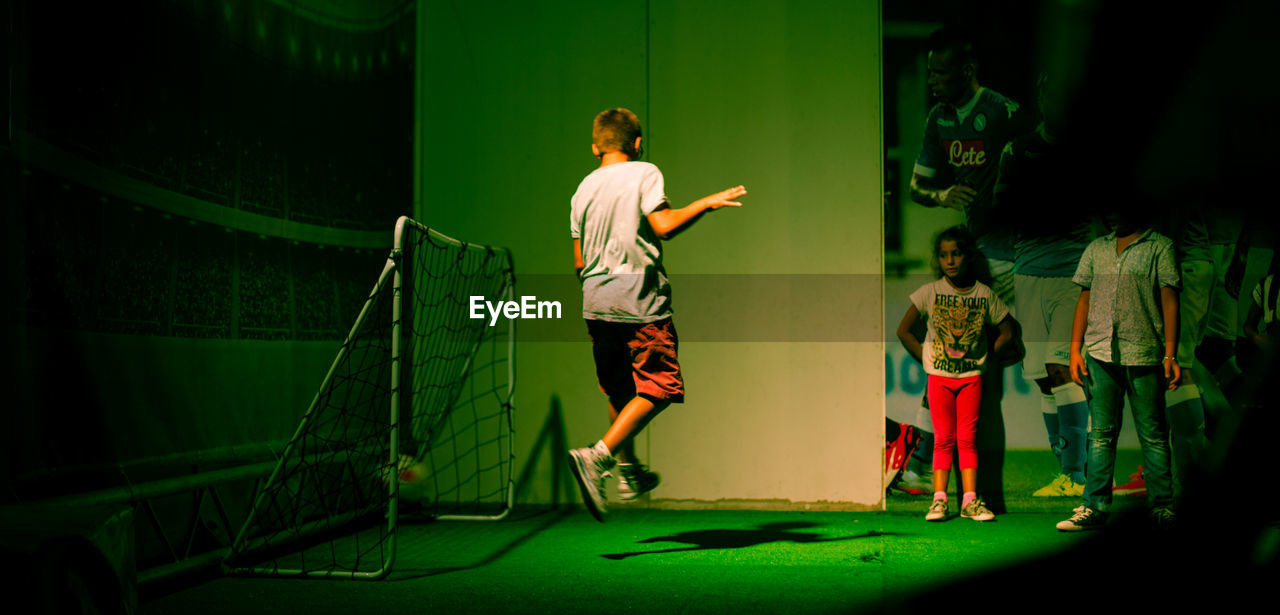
[1056,214,1181,532]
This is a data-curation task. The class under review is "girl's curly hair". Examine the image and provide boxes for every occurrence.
[930,224,992,286]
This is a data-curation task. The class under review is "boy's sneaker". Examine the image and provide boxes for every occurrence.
[1114,466,1146,496]
[569,445,616,522]
[961,498,996,521]
[617,463,660,501]
[1149,506,1177,531]
[1032,473,1084,497]
[925,498,948,522]
[1056,505,1106,531]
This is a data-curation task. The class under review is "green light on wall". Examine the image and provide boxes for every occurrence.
[223,3,232,23]
[334,52,342,69]
[381,50,388,66]
[257,21,266,40]
[351,55,359,71]
[289,38,298,55]
[315,48,323,64]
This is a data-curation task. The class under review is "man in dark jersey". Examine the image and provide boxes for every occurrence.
[910,26,1030,306]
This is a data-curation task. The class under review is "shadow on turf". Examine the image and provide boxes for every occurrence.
[389,508,573,581]
[600,521,896,560]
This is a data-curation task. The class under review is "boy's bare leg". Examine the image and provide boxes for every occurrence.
[607,402,639,465]
[602,396,669,454]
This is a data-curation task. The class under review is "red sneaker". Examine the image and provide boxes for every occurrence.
[893,471,930,495]
[885,424,921,492]
[1113,466,1146,496]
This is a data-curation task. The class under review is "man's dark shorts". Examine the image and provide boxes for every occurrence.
[587,317,685,408]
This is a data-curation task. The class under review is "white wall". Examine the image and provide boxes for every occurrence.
[417,0,883,509]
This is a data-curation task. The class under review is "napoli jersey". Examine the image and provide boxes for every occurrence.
[996,126,1096,277]
[915,87,1028,261]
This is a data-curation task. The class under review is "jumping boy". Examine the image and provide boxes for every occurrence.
[568,108,746,522]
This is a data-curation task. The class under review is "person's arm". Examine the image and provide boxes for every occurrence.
[1244,300,1274,355]
[909,110,971,210]
[1154,237,1182,389]
[1244,279,1266,348]
[1069,289,1091,386]
[646,185,746,240]
[909,173,975,210]
[991,142,1017,215]
[897,304,925,364]
[572,239,584,279]
[992,315,1016,356]
[1224,229,1251,300]
[1002,97,1036,143]
[1243,300,1263,343]
[1160,285,1181,389]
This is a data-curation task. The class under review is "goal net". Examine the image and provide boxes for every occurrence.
[223,217,516,579]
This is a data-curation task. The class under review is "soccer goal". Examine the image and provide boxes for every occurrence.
[223,217,516,579]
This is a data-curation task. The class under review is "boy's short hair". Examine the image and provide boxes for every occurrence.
[593,108,642,157]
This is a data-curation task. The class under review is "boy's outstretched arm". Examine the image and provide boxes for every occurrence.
[646,185,746,240]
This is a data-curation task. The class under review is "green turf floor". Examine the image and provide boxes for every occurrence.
[142,508,1097,614]
[141,450,1170,614]
[890,448,1149,514]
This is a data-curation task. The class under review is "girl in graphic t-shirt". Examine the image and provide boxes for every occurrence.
[897,225,1016,522]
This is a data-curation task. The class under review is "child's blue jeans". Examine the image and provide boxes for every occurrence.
[1081,355,1174,512]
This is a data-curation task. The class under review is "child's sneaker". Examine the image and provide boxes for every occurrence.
[1114,466,1146,496]
[1149,506,1177,531]
[1032,473,1084,497]
[925,498,948,522]
[1055,505,1106,531]
[960,498,996,521]
[569,444,616,522]
[617,463,660,500]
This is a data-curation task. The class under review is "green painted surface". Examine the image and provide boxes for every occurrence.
[143,508,1090,614]
[141,450,1174,614]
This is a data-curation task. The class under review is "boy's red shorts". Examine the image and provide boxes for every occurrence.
[586,317,685,407]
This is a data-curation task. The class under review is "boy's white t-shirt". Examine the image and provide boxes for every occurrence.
[569,161,672,322]
[909,278,1011,378]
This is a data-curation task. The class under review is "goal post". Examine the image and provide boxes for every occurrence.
[223,217,516,579]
